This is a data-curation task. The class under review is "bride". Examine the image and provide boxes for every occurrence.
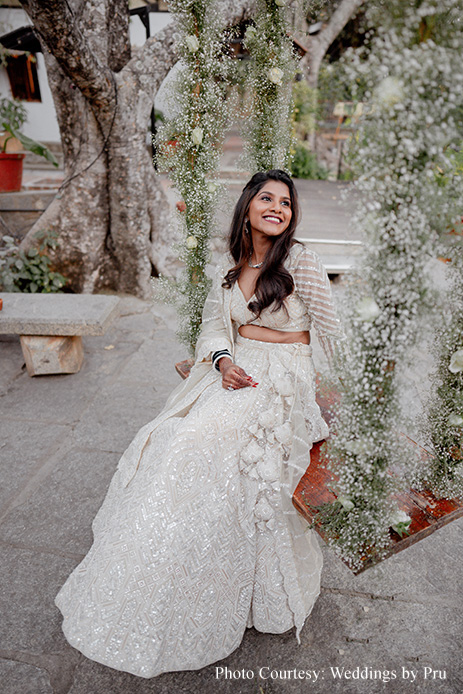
[55,169,342,678]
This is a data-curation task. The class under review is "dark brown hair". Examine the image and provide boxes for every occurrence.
[222,169,301,317]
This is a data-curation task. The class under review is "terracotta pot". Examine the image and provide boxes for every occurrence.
[0,152,25,192]
[0,134,23,153]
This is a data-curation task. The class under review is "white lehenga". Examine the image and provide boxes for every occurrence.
[55,244,341,678]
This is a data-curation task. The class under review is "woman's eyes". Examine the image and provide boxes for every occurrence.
[260,195,290,206]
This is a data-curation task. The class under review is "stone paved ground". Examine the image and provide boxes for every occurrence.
[1,179,462,694]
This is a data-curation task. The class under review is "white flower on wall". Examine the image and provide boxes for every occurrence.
[191,127,203,146]
[374,76,405,108]
[245,26,256,41]
[389,509,411,536]
[185,35,199,53]
[337,496,355,511]
[268,67,284,86]
[356,297,381,322]
[448,413,463,427]
[449,349,463,373]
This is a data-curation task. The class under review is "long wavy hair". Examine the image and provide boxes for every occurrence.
[222,170,301,317]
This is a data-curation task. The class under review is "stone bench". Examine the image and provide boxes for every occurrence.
[0,293,120,376]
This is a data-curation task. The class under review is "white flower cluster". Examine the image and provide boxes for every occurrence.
[241,0,298,172]
[317,0,463,569]
[422,240,463,499]
[155,0,232,353]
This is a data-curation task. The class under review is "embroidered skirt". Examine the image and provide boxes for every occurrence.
[55,336,327,678]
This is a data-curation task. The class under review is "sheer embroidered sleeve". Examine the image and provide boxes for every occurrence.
[194,262,233,365]
[292,246,343,365]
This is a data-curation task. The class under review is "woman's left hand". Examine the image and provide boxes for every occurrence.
[219,358,258,390]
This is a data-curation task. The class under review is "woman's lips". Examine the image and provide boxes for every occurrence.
[263,216,282,224]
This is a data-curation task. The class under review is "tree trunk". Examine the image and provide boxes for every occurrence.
[28,49,113,294]
[19,0,177,297]
[22,57,174,297]
[18,0,255,297]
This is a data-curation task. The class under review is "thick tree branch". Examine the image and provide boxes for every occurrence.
[303,0,365,87]
[107,0,131,72]
[315,0,365,57]
[132,0,256,88]
[129,22,177,89]
[19,0,115,115]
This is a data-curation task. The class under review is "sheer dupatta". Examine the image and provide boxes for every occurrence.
[194,255,235,366]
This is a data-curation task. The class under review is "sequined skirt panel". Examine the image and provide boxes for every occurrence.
[55,336,326,678]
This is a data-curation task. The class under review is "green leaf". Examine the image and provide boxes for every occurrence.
[3,125,59,167]
[30,282,38,293]
[15,259,23,269]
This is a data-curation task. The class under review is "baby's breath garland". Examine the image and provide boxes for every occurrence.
[314,0,463,570]
[422,230,463,499]
[155,0,231,354]
[241,0,299,172]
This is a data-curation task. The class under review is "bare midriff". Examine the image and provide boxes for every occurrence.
[238,324,310,345]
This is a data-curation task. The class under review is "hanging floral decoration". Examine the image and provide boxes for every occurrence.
[422,216,463,498]
[313,0,463,571]
[155,0,301,352]
[154,0,232,354]
[241,0,299,173]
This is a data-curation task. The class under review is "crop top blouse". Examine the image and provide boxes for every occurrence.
[229,243,342,362]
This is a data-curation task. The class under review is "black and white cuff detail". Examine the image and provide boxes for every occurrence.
[212,349,232,372]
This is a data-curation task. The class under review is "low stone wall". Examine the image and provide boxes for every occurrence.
[0,191,56,241]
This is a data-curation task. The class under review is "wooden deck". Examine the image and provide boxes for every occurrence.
[294,384,463,574]
[175,359,463,574]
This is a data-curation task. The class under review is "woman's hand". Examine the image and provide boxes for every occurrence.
[219,357,258,390]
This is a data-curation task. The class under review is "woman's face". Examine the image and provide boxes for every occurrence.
[247,180,292,240]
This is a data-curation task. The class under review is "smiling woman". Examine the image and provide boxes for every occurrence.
[230,176,312,348]
[55,170,343,679]
[247,181,292,242]
[221,171,316,356]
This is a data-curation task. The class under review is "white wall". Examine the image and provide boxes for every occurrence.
[0,7,173,144]
[129,11,172,47]
[0,8,60,142]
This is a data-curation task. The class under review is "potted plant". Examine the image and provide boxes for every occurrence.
[0,97,58,192]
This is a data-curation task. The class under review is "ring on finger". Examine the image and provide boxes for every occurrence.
[227,385,234,391]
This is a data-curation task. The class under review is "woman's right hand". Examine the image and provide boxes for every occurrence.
[219,357,258,390]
